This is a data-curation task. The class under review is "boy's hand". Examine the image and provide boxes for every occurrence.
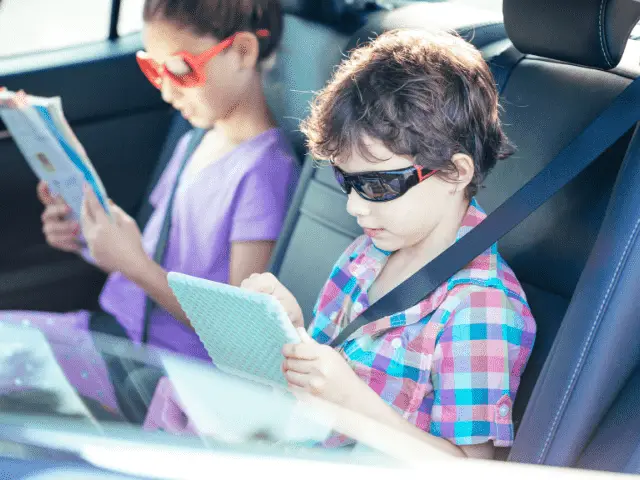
[80,184,147,276]
[37,181,82,253]
[240,272,304,329]
[283,328,362,407]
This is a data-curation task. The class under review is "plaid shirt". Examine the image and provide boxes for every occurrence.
[308,199,536,447]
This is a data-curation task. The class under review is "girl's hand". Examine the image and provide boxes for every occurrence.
[80,184,147,276]
[240,272,305,329]
[282,328,362,406]
[0,88,27,108]
[37,181,82,253]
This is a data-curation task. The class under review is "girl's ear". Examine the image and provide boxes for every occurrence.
[231,32,260,70]
[450,153,475,192]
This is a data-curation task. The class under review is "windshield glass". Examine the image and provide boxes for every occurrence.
[0,320,427,476]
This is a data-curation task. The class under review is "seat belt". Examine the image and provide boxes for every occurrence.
[489,44,525,95]
[140,128,207,343]
[330,75,640,349]
[135,115,193,230]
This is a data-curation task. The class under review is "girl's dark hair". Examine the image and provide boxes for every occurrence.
[143,0,284,62]
[301,29,515,198]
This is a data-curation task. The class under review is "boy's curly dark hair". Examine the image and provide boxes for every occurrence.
[301,29,514,198]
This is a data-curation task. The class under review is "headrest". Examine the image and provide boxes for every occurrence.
[343,3,506,52]
[280,0,347,24]
[504,0,640,70]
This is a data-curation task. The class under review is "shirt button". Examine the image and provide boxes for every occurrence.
[353,302,364,314]
[499,404,510,418]
[391,338,402,349]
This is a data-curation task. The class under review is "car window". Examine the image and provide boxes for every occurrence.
[0,0,111,58]
[0,321,426,476]
[448,0,502,13]
[118,0,145,37]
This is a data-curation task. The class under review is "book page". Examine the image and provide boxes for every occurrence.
[0,104,87,221]
[0,91,110,218]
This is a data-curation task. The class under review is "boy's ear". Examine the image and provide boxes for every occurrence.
[232,32,260,70]
[451,153,475,191]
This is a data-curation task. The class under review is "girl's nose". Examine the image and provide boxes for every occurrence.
[160,77,181,104]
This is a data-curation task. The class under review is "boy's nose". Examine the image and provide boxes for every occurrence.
[346,190,371,218]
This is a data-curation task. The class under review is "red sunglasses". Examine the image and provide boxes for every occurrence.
[136,30,269,89]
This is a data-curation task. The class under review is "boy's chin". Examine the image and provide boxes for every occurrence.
[369,236,399,254]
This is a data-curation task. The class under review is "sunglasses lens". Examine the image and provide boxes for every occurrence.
[166,57,201,87]
[165,56,193,77]
[333,168,350,194]
[334,167,425,202]
[136,55,163,89]
[354,178,395,202]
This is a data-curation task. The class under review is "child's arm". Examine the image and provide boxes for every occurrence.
[126,255,192,327]
[228,241,275,287]
[79,184,192,327]
[283,329,493,459]
[338,368,492,458]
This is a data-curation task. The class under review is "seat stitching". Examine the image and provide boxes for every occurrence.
[537,213,640,462]
[599,0,613,68]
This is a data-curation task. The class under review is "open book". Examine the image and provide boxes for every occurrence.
[0,90,110,220]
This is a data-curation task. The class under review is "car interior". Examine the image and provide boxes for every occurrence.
[2,0,640,475]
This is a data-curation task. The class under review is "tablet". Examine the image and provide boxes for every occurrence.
[167,272,300,387]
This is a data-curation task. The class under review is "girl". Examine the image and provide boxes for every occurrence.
[0,0,297,416]
[241,30,536,459]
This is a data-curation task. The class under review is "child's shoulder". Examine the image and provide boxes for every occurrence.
[239,128,296,167]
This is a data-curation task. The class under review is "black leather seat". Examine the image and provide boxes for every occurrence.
[270,0,640,471]
[499,0,640,469]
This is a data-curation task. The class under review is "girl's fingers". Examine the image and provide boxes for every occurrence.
[53,240,83,253]
[43,220,79,236]
[37,181,54,205]
[42,204,71,222]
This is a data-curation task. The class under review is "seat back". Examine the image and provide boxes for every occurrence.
[264,2,356,159]
[480,55,635,430]
[485,0,640,467]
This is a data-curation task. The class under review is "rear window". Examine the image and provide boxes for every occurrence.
[0,0,111,57]
[118,0,145,37]
[448,0,502,12]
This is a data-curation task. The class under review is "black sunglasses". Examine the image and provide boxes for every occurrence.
[332,165,437,202]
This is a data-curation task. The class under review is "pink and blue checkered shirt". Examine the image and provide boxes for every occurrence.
[308,199,536,447]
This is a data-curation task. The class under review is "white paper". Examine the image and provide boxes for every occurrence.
[0,90,110,221]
